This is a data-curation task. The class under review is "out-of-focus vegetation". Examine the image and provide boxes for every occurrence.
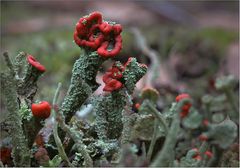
[2,26,237,101]
[1,1,238,114]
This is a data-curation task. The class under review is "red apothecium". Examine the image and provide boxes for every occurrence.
[103,79,123,92]
[176,93,190,102]
[175,93,192,118]
[74,11,123,58]
[31,101,51,119]
[27,55,46,72]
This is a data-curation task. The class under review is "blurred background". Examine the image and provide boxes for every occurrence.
[1,0,239,105]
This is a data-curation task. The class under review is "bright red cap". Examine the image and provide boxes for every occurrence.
[204,151,213,158]
[192,148,199,152]
[103,79,123,92]
[31,101,51,119]
[108,67,123,79]
[202,119,209,126]
[27,55,46,72]
[135,103,141,109]
[34,147,49,162]
[74,11,123,58]
[176,93,190,102]
[102,72,112,83]
[179,103,192,118]
[193,155,202,161]
[35,133,45,147]
[97,35,122,58]
[0,147,12,165]
[199,134,208,141]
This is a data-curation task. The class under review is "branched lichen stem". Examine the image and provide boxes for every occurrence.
[145,100,168,134]
[55,105,93,167]
[1,73,30,166]
[52,83,72,167]
[150,99,191,167]
[207,146,223,167]
[120,91,136,145]
[199,141,209,157]
[3,52,15,77]
[225,89,238,118]
[147,118,158,161]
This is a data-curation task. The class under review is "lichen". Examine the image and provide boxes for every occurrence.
[1,73,30,166]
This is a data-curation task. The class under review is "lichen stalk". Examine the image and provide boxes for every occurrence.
[94,96,109,140]
[147,118,158,161]
[19,98,43,148]
[13,51,26,79]
[199,141,209,158]
[55,104,93,167]
[225,89,238,119]
[75,50,105,90]
[52,83,72,166]
[120,92,137,145]
[150,99,191,167]
[17,56,45,100]
[3,52,16,76]
[1,73,30,167]
[94,59,147,140]
[60,50,107,123]
[145,100,168,134]
[106,90,127,139]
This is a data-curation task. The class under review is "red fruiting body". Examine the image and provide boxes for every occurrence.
[102,64,124,92]
[191,148,203,161]
[180,110,189,118]
[97,35,122,58]
[74,12,122,57]
[139,63,148,69]
[124,57,133,67]
[35,133,45,147]
[208,78,215,89]
[135,103,141,109]
[74,12,104,49]
[99,22,113,34]
[180,103,192,118]
[31,101,51,119]
[202,119,209,126]
[103,79,123,92]
[0,147,12,165]
[204,151,213,158]
[34,147,50,164]
[27,55,46,72]
[34,147,48,159]
[108,67,123,79]
[192,148,199,152]
[113,24,122,35]
[175,93,191,118]
[103,72,113,84]
[199,134,208,141]
[182,103,192,111]
[102,57,145,92]
[193,155,202,161]
[176,93,190,102]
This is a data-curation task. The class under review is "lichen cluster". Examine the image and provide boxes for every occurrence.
[1,12,238,167]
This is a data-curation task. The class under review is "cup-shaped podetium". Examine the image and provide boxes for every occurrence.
[27,55,46,72]
[176,93,192,118]
[31,101,51,119]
